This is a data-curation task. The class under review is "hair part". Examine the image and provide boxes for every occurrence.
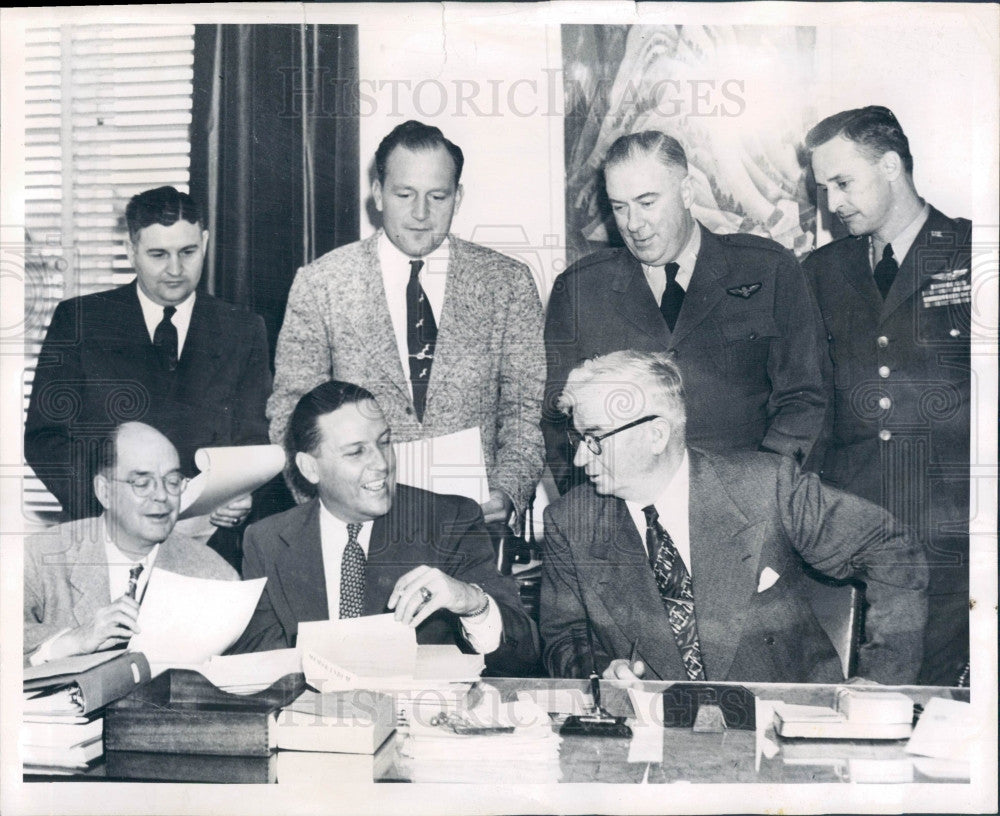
[804,105,913,174]
[125,186,203,242]
[604,130,688,176]
[374,120,465,186]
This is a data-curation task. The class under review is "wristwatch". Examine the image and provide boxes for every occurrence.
[465,583,490,619]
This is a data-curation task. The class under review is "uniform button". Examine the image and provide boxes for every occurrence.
[879,429,892,442]
[878,397,892,410]
[949,328,960,337]
[877,336,889,348]
[878,366,890,378]
[405,407,413,416]
[764,636,775,646]
[748,331,758,340]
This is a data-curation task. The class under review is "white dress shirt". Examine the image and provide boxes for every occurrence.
[870,201,929,270]
[641,223,702,302]
[625,450,692,574]
[317,501,502,653]
[378,232,450,400]
[136,284,196,357]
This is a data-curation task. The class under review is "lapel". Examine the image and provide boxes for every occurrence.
[174,295,225,396]
[669,225,729,347]
[365,486,426,615]
[273,501,331,625]
[423,236,466,418]
[610,252,672,349]
[881,207,958,321]
[686,450,766,680]
[105,282,167,379]
[835,235,882,304]
[67,518,113,628]
[342,233,411,402]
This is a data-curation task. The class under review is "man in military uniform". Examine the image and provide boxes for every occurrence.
[544,130,828,494]
[804,106,972,685]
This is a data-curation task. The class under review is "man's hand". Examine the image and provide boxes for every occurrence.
[210,493,253,528]
[603,658,646,687]
[388,565,484,628]
[52,596,140,659]
[480,490,513,525]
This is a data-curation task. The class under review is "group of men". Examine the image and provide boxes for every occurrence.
[24,107,971,687]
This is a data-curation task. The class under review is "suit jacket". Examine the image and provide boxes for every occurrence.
[802,207,971,596]
[234,484,540,676]
[543,225,829,493]
[24,516,238,663]
[267,232,545,515]
[24,281,272,519]
[540,449,927,685]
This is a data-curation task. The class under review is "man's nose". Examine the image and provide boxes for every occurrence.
[413,195,429,221]
[626,205,644,233]
[149,476,170,502]
[572,440,590,468]
[825,186,844,212]
[166,253,183,276]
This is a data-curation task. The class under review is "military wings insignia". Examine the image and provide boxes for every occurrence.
[726,283,762,299]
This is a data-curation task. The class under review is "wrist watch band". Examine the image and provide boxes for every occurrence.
[465,583,490,618]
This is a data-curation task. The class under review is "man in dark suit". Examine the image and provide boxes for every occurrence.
[804,106,972,686]
[234,380,539,676]
[544,131,828,495]
[541,350,927,685]
[24,186,271,564]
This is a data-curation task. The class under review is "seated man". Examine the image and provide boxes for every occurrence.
[541,350,928,685]
[24,422,238,665]
[234,381,540,676]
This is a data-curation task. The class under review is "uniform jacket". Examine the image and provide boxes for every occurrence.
[543,225,829,493]
[234,484,541,676]
[266,232,546,515]
[540,449,928,685]
[24,516,238,662]
[24,281,272,519]
[803,207,971,595]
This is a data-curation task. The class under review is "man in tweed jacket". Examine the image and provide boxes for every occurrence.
[269,121,545,524]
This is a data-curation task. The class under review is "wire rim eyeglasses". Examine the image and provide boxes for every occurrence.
[567,415,659,456]
[109,473,189,498]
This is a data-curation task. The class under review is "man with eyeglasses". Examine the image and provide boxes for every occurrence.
[540,350,928,685]
[24,422,237,665]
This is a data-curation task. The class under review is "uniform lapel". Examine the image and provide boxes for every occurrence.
[668,226,727,347]
[274,501,331,625]
[611,253,672,348]
[881,207,962,320]
[836,236,881,303]
[686,450,765,681]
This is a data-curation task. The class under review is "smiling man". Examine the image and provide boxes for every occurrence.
[544,131,829,494]
[267,121,545,530]
[24,422,237,665]
[234,381,539,676]
[804,106,973,685]
[24,186,271,566]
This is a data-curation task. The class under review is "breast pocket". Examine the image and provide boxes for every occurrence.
[720,316,779,380]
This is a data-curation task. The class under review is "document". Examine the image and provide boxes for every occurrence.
[393,427,490,504]
[299,615,419,687]
[179,444,286,519]
[130,571,266,665]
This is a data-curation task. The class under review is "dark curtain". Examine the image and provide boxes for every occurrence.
[190,24,359,360]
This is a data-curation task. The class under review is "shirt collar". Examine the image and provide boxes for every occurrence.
[626,449,690,522]
[643,220,701,291]
[872,201,929,267]
[135,281,196,321]
[318,500,373,552]
[377,230,450,275]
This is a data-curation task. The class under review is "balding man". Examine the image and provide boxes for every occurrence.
[24,422,237,665]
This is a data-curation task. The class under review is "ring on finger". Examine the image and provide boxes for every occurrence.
[419,586,433,603]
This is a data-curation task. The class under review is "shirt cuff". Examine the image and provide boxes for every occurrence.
[460,594,503,654]
[28,628,72,666]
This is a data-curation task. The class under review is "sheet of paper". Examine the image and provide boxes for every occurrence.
[179,444,286,518]
[129,571,265,664]
[299,614,418,688]
[626,685,664,727]
[413,644,485,681]
[193,648,302,692]
[393,427,490,504]
[905,697,975,763]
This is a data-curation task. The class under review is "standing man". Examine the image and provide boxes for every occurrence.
[544,131,828,494]
[268,120,545,527]
[235,381,539,676]
[24,186,272,565]
[541,351,927,685]
[804,106,972,685]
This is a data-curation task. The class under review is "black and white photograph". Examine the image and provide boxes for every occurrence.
[1,3,996,814]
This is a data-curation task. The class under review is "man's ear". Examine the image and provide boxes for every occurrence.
[879,150,904,182]
[372,179,384,213]
[93,473,111,511]
[124,237,137,268]
[650,418,671,455]
[679,173,695,210]
[295,451,321,486]
[453,183,464,214]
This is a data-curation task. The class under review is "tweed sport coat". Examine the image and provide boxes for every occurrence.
[267,232,545,515]
[540,449,928,685]
[24,516,238,663]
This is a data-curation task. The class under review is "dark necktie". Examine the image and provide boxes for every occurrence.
[873,242,898,299]
[406,259,437,422]
[643,505,706,681]
[659,262,684,332]
[339,523,365,619]
[153,305,178,371]
[125,563,144,601]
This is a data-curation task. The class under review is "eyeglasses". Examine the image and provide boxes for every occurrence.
[567,415,659,456]
[110,472,189,498]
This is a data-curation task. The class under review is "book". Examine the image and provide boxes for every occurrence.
[275,741,398,784]
[20,715,103,749]
[105,750,277,783]
[275,690,396,754]
[22,735,102,770]
[104,668,306,756]
[23,651,151,715]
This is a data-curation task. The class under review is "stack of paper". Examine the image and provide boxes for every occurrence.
[21,714,104,773]
[174,649,303,695]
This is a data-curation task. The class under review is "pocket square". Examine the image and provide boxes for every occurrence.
[757,567,780,593]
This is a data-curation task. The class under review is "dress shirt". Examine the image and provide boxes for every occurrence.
[317,501,502,653]
[641,223,702,302]
[378,232,449,399]
[625,450,692,574]
[870,201,929,270]
[136,284,196,357]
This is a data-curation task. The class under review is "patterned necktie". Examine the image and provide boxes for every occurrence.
[153,305,178,371]
[873,242,898,299]
[125,563,144,601]
[339,523,365,618]
[659,262,684,332]
[643,505,706,681]
[406,259,437,422]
